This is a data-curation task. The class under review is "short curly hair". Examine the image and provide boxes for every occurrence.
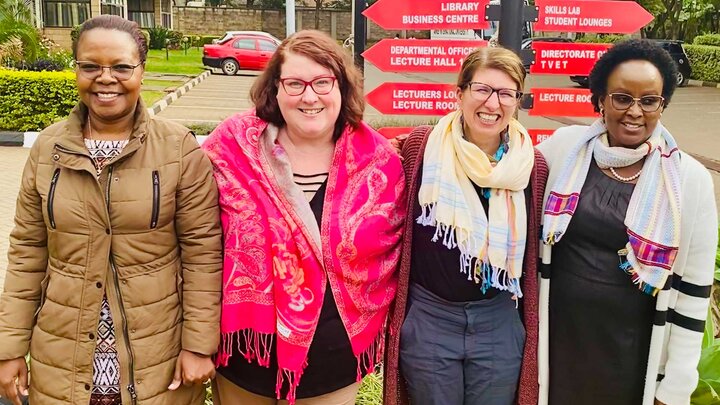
[588,39,678,113]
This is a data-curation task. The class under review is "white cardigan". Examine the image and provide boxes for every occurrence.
[537,125,718,405]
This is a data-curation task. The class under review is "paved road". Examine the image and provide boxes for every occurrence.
[0,147,29,294]
[157,71,258,124]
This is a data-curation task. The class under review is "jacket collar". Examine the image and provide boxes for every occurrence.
[53,100,150,172]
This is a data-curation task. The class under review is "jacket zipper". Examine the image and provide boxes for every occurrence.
[47,168,61,229]
[105,165,138,404]
[150,170,160,229]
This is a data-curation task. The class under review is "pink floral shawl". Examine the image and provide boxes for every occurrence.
[202,111,406,402]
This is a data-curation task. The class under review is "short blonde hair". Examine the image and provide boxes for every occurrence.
[457,47,526,92]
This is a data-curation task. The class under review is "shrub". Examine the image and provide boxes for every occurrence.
[70,24,81,44]
[190,35,221,48]
[166,30,184,50]
[0,69,77,131]
[147,26,170,50]
[693,34,720,47]
[575,34,630,44]
[684,44,720,82]
[147,27,185,50]
[13,58,65,71]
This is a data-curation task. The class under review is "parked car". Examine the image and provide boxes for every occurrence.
[521,36,573,50]
[213,31,281,45]
[570,39,691,87]
[522,37,574,71]
[202,33,279,75]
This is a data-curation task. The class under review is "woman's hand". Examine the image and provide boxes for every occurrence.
[0,357,28,405]
[389,134,408,158]
[654,400,666,405]
[168,350,215,390]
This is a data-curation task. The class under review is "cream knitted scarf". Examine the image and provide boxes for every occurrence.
[417,110,535,297]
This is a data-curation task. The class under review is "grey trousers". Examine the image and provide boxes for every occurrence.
[399,284,525,405]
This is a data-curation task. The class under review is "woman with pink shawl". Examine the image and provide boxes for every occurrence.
[201,30,406,405]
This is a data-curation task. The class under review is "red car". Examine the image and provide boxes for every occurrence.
[202,34,279,75]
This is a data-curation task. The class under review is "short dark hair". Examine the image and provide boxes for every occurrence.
[589,39,678,112]
[250,30,364,141]
[72,15,148,62]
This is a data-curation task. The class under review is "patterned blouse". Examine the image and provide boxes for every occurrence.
[85,138,129,405]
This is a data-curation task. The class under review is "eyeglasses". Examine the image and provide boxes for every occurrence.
[466,82,522,106]
[279,76,337,96]
[74,61,144,81]
[607,93,665,113]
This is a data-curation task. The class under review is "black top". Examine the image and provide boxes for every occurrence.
[549,161,656,405]
[217,181,360,398]
[411,166,507,302]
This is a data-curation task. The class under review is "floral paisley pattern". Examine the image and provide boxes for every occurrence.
[203,111,406,403]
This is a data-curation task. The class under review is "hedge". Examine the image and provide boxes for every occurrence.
[190,35,221,48]
[0,69,78,132]
[693,34,720,47]
[684,44,720,82]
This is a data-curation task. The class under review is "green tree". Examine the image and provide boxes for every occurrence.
[259,0,284,8]
[0,0,40,63]
[313,0,323,29]
[639,0,719,41]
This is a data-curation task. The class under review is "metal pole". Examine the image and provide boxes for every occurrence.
[353,0,366,71]
[497,0,523,53]
[286,0,296,38]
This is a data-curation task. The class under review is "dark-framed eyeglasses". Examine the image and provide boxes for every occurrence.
[279,76,337,96]
[74,61,144,81]
[466,82,522,106]
[607,93,665,113]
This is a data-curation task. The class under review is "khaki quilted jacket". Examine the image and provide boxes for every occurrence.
[0,102,222,405]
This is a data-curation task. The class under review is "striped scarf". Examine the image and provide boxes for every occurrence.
[542,119,682,295]
[417,110,534,297]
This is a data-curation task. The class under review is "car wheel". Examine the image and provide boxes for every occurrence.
[676,71,687,87]
[221,59,239,75]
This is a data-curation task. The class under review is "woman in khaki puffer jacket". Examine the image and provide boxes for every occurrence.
[0,16,222,405]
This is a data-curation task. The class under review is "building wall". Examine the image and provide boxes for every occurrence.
[173,6,423,42]
[44,27,74,49]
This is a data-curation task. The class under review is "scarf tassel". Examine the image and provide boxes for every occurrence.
[458,251,523,298]
[619,256,661,296]
[215,329,274,368]
[276,360,308,404]
[355,328,385,381]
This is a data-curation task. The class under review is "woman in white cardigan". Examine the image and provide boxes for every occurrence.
[537,39,718,405]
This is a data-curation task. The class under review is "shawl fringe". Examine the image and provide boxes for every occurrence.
[215,329,274,368]
[619,249,661,296]
[418,202,523,297]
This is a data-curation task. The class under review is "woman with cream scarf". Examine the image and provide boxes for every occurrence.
[383,47,548,405]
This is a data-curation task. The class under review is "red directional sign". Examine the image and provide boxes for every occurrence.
[377,127,415,139]
[366,83,458,116]
[530,42,611,75]
[527,129,556,145]
[534,0,653,34]
[363,39,488,73]
[363,0,490,30]
[528,88,598,117]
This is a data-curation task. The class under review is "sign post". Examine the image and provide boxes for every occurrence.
[528,42,611,75]
[361,0,654,144]
[362,39,488,73]
[533,0,654,33]
[363,0,490,30]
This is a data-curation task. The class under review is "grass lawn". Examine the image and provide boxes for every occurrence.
[140,90,165,107]
[145,48,206,75]
[140,77,189,108]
